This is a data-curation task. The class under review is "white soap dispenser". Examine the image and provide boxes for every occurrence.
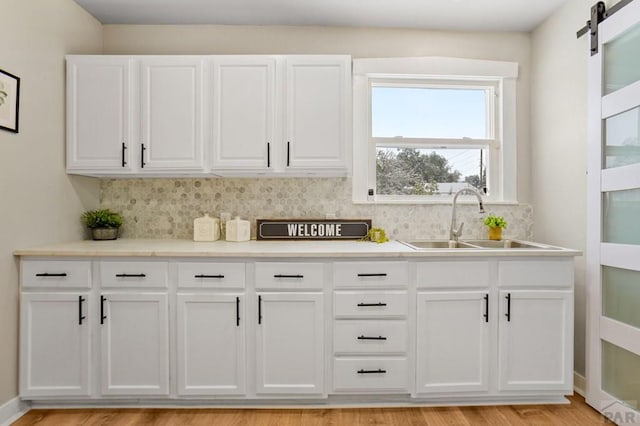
[226,216,250,242]
[193,214,220,242]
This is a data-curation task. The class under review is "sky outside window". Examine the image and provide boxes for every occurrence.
[371,86,488,139]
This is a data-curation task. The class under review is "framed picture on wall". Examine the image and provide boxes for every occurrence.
[0,68,20,133]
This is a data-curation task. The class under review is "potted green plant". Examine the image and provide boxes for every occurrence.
[484,214,507,241]
[81,209,124,240]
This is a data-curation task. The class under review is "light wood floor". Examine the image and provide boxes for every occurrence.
[13,395,611,425]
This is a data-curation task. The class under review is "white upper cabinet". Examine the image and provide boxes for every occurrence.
[66,54,351,177]
[139,57,205,172]
[67,56,133,173]
[210,56,277,172]
[284,56,350,173]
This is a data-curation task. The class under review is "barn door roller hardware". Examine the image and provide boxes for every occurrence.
[577,0,635,55]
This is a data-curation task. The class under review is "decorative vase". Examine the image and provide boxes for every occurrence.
[488,226,502,241]
[92,227,119,240]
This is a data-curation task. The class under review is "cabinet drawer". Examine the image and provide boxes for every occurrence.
[334,321,407,354]
[22,260,91,288]
[177,262,245,288]
[334,291,407,318]
[498,260,574,288]
[255,262,323,290]
[417,260,490,288]
[334,261,408,287]
[333,358,408,392]
[100,261,168,288]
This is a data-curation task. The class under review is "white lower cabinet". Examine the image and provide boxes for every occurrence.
[20,293,90,397]
[100,292,169,396]
[19,256,574,404]
[497,289,573,392]
[416,291,490,394]
[333,358,408,392]
[256,292,324,394]
[176,294,245,396]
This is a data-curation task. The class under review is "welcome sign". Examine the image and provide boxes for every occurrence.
[256,219,372,240]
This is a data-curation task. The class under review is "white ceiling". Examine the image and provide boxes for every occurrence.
[74,0,568,32]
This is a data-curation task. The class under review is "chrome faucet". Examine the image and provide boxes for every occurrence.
[450,187,485,241]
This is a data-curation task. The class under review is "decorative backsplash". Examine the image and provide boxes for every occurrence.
[100,178,533,241]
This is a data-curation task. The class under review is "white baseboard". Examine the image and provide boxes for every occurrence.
[574,372,586,397]
[0,397,30,426]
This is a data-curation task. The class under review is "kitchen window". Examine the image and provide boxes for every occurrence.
[352,57,518,203]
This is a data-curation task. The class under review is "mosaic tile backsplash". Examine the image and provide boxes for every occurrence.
[100,178,533,241]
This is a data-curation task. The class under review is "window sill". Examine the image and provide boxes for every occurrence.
[352,198,521,206]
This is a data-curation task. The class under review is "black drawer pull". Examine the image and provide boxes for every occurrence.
[236,296,240,327]
[35,273,67,277]
[505,293,511,322]
[100,295,107,324]
[357,273,387,277]
[258,295,262,325]
[273,274,304,279]
[121,142,127,167]
[78,296,86,325]
[357,335,387,341]
[194,274,225,279]
[357,302,387,307]
[357,369,386,374]
[115,273,146,278]
[483,293,489,323]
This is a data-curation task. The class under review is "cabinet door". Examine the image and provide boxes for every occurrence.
[100,293,169,395]
[67,56,132,172]
[139,57,204,171]
[176,294,245,395]
[284,56,350,171]
[498,290,573,391]
[416,292,490,394]
[20,293,90,397]
[256,292,323,394]
[211,57,276,171]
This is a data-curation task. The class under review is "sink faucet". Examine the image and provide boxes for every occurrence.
[450,187,485,241]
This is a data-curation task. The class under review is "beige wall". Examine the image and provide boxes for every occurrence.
[103,25,533,204]
[531,0,590,376]
[0,0,102,405]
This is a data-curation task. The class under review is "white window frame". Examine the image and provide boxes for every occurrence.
[352,57,519,204]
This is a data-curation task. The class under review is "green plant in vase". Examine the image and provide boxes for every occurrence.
[81,209,123,240]
[484,215,507,241]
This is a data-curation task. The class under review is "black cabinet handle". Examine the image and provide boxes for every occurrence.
[357,369,386,374]
[115,273,146,278]
[357,335,387,341]
[141,143,146,168]
[78,296,86,325]
[267,142,271,168]
[194,274,225,279]
[258,295,262,325]
[100,295,107,325]
[273,274,304,279]
[357,302,387,307]
[505,293,511,322]
[357,273,387,277]
[287,141,290,167]
[122,142,127,167]
[35,273,67,277]
[236,296,240,327]
[483,294,489,323]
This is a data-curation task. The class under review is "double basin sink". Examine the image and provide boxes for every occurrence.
[400,239,558,251]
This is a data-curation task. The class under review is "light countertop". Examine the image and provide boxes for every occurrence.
[14,239,581,258]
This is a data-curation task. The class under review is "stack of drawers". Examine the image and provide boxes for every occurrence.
[332,261,409,393]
